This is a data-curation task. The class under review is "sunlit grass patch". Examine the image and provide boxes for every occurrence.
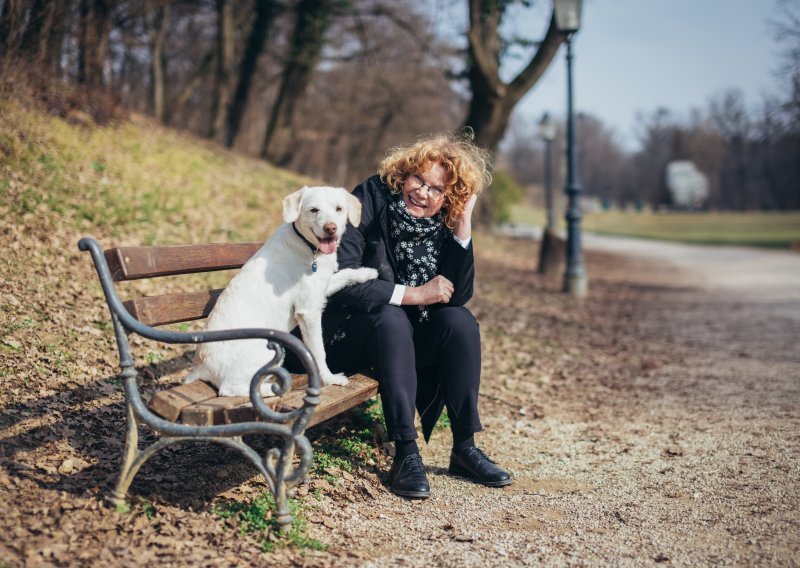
[311,398,384,480]
[0,98,311,245]
[213,492,326,553]
[510,204,800,249]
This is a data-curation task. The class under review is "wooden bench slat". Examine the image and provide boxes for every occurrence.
[147,374,311,423]
[275,374,379,429]
[181,396,254,425]
[105,242,262,281]
[216,374,311,424]
[147,381,219,422]
[309,374,378,428]
[151,374,378,427]
[123,289,224,327]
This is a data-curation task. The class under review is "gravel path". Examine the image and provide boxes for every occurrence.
[2,232,798,566]
[307,236,800,566]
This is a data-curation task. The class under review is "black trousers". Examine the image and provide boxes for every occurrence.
[287,305,483,442]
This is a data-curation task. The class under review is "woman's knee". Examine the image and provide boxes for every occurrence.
[432,306,480,342]
[372,304,414,338]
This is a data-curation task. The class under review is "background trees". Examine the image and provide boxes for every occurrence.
[502,84,799,213]
[1,0,797,214]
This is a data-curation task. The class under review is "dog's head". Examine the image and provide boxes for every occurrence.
[282,186,362,254]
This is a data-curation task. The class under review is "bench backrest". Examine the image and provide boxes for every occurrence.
[108,242,262,327]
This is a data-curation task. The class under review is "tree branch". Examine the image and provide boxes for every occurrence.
[507,14,563,103]
[466,0,502,94]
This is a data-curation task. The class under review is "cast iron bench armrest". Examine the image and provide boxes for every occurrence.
[79,236,323,428]
[79,236,355,529]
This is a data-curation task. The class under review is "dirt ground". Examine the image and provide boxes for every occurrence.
[2,223,799,566]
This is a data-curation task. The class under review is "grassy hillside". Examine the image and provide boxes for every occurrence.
[0,97,367,554]
[510,204,800,249]
[1,97,332,425]
[1,98,310,246]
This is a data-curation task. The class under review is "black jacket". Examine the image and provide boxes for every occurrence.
[325,174,477,441]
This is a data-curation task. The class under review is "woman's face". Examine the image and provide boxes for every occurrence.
[401,162,447,218]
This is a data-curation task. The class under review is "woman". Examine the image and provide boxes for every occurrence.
[318,132,511,498]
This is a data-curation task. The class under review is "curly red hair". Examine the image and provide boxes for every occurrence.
[377,132,493,229]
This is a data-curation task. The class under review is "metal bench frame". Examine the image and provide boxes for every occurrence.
[79,237,322,530]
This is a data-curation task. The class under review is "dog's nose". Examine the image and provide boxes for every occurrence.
[323,223,337,236]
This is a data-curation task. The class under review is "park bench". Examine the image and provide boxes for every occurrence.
[78,237,378,530]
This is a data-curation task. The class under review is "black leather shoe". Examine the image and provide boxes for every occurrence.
[448,447,512,487]
[388,454,430,498]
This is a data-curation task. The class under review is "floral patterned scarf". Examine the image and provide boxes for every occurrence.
[388,192,451,324]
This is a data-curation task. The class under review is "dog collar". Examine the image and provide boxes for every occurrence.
[292,223,320,272]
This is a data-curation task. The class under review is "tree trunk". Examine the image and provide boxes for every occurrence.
[209,0,235,142]
[537,227,565,277]
[171,50,214,124]
[462,1,563,225]
[463,3,562,153]
[78,0,113,88]
[20,0,69,75]
[261,0,332,164]
[0,0,26,57]
[224,0,281,148]
[148,2,170,122]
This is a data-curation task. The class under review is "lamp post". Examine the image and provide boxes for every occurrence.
[538,112,556,231]
[536,112,564,276]
[554,0,587,297]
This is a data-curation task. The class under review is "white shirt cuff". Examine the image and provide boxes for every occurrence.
[453,234,471,249]
[389,284,406,306]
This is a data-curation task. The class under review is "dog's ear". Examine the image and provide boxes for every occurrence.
[282,188,305,223]
[345,191,362,226]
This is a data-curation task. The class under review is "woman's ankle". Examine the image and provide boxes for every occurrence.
[452,432,475,455]
[394,439,419,458]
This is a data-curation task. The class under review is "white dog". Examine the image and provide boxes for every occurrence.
[187,186,377,396]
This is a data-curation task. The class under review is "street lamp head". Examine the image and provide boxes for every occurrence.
[554,0,583,35]
[538,112,556,141]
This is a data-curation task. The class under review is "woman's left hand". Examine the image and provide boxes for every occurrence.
[453,194,477,241]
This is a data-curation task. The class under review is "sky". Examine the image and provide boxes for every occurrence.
[432,0,786,152]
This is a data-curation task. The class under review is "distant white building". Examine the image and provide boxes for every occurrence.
[665,161,709,209]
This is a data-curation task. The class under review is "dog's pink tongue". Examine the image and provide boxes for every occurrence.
[319,238,337,254]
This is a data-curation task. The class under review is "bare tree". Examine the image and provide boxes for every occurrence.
[208,0,236,141]
[147,0,171,122]
[282,0,462,186]
[260,0,336,164]
[463,0,562,153]
[0,0,28,57]
[78,0,114,88]
[224,0,282,148]
[18,0,71,73]
[575,113,631,205]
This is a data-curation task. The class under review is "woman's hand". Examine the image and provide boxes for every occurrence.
[453,194,477,241]
[402,275,454,305]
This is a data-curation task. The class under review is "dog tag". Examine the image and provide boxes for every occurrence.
[312,260,318,272]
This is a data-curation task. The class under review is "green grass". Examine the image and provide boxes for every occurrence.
[435,409,451,431]
[510,204,800,249]
[312,398,383,480]
[0,98,384,556]
[213,492,326,553]
[0,98,311,245]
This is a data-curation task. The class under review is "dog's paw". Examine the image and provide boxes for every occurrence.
[321,372,349,387]
[350,267,378,283]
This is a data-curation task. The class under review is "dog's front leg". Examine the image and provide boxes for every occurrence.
[295,310,349,387]
[327,267,378,295]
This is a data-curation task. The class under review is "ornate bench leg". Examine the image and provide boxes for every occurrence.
[111,396,141,506]
[266,441,294,532]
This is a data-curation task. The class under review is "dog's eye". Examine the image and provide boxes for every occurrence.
[310,208,319,213]
[336,206,343,212]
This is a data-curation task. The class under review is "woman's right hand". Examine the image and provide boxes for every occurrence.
[402,275,454,305]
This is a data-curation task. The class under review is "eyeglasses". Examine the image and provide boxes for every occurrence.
[407,174,445,200]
